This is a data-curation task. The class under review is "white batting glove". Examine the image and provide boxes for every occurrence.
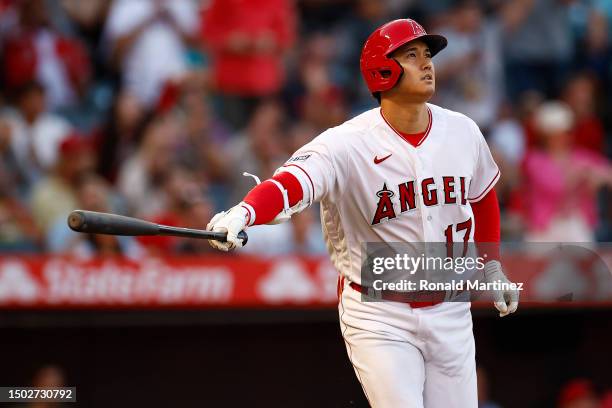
[206,203,250,252]
[484,260,519,317]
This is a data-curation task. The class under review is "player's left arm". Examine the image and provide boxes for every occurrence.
[206,131,343,251]
[468,120,518,317]
[205,171,307,251]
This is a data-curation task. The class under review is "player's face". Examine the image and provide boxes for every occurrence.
[386,40,435,102]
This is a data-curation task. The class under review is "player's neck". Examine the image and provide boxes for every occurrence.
[380,100,429,134]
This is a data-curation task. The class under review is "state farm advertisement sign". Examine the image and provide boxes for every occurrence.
[0,248,610,308]
[0,256,339,308]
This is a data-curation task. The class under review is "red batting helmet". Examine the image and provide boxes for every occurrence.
[360,19,447,94]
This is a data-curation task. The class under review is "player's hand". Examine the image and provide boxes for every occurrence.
[206,204,250,251]
[484,260,519,317]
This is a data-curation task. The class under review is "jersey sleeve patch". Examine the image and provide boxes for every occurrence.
[286,154,312,163]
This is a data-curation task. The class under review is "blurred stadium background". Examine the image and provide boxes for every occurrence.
[0,0,611,407]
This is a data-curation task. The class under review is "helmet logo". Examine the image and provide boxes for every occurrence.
[407,19,426,36]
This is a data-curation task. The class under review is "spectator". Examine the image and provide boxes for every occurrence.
[593,0,612,36]
[33,364,67,387]
[174,197,216,254]
[1,0,91,110]
[601,390,612,408]
[561,72,605,153]
[30,134,96,234]
[136,165,212,255]
[47,173,143,259]
[557,378,599,408]
[226,100,288,204]
[284,33,348,131]
[174,86,233,210]
[432,0,504,130]
[95,90,147,183]
[176,85,231,178]
[476,366,503,408]
[334,0,392,111]
[0,193,40,252]
[0,119,40,251]
[489,103,527,171]
[59,0,110,44]
[298,0,354,32]
[28,364,70,408]
[286,121,319,155]
[0,116,21,196]
[488,103,527,240]
[1,82,72,195]
[103,0,199,108]
[500,0,574,99]
[0,0,18,43]
[515,89,547,149]
[521,101,612,242]
[116,114,183,217]
[201,0,296,130]
[580,1,611,86]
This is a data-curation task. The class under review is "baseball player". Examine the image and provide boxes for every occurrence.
[207,19,519,407]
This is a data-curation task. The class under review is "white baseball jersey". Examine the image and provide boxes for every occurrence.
[276,103,500,285]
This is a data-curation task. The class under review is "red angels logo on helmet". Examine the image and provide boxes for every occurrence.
[360,19,448,95]
[407,19,427,36]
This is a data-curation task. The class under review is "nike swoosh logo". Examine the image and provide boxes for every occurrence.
[374,154,392,164]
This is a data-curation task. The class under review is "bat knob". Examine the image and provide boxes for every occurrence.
[67,210,86,231]
[237,230,248,246]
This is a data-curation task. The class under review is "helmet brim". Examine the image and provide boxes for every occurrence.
[386,33,448,58]
[419,34,448,57]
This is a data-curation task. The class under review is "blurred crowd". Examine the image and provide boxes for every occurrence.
[0,0,610,257]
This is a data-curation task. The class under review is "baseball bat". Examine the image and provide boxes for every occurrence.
[67,210,248,245]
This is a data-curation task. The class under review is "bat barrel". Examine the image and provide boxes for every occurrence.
[67,210,159,236]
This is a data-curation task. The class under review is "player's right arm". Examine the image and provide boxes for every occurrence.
[206,132,342,251]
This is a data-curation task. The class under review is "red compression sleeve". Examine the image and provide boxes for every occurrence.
[471,189,501,261]
[242,172,304,225]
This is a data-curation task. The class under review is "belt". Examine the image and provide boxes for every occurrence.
[349,281,444,308]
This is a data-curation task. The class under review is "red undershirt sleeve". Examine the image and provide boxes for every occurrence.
[242,172,304,225]
[471,188,501,261]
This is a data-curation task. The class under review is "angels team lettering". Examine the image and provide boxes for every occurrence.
[372,176,468,225]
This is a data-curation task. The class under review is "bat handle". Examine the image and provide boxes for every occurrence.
[216,230,248,246]
[157,224,248,246]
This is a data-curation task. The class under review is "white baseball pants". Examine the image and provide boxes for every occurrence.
[338,279,477,408]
